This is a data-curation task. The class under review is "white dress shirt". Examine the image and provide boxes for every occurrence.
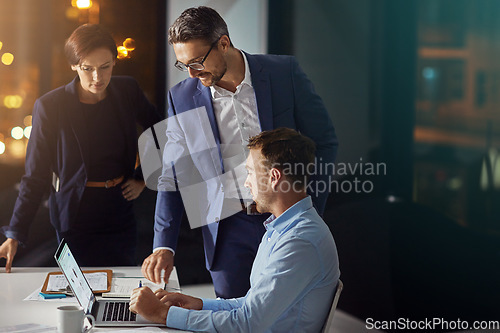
[210,50,262,173]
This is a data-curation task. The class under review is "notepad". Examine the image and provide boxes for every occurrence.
[41,270,112,294]
[102,278,168,298]
[46,272,107,292]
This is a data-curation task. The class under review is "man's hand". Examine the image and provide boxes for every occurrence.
[121,179,146,201]
[0,238,19,273]
[129,287,170,324]
[141,249,174,284]
[155,290,203,310]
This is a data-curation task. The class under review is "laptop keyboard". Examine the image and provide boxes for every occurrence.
[102,302,137,322]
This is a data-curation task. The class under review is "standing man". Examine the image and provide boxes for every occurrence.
[142,6,338,299]
[131,128,340,332]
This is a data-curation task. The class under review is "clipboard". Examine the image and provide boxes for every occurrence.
[41,269,113,294]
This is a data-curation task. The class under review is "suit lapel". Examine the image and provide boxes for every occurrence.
[193,81,225,172]
[245,52,274,131]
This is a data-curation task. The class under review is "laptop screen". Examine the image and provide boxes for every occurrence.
[55,240,95,314]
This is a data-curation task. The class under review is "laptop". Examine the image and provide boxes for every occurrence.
[54,239,166,327]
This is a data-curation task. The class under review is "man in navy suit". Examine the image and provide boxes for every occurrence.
[141,6,338,299]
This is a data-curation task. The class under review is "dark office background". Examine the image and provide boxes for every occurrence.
[1,0,499,331]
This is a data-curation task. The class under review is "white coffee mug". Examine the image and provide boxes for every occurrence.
[57,305,95,333]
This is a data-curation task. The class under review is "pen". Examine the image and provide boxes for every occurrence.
[163,283,167,290]
[139,280,142,288]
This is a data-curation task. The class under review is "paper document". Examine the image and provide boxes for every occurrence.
[24,287,78,303]
[46,272,107,292]
[102,277,180,298]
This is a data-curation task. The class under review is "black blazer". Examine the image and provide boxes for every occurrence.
[3,76,162,244]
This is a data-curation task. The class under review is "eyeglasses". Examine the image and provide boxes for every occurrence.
[174,41,217,72]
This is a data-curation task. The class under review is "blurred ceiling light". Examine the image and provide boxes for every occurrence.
[11,126,24,140]
[0,141,5,155]
[23,115,33,127]
[117,46,128,59]
[0,41,3,51]
[75,0,92,9]
[24,126,32,139]
[123,38,136,51]
[1,53,14,65]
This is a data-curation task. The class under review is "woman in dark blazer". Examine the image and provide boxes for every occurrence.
[0,24,162,268]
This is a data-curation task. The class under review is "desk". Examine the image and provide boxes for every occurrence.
[1,267,376,333]
[0,267,212,332]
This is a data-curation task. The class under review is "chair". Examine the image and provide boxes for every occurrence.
[321,279,344,333]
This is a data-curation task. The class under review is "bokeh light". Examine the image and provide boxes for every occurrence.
[9,140,26,158]
[123,38,136,51]
[3,95,23,109]
[117,46,128,59]
[75,0,92,9]
[0,41,3,51]
[11,126,24,140]
[24,126,32,139]
[0,141,5,155]
[1,53,14,65]
[23,115,33,127]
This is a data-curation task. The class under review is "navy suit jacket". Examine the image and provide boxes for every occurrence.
[3,76,161,244]
[154,52,338,268]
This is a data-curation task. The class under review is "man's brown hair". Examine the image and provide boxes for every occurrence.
[247,128,316,187]
[168,6,232,46]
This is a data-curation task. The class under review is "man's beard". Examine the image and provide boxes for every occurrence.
[197,65,227,87]
[254,194,272,214]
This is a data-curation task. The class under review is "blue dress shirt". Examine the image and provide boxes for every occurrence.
[166,196,340,332]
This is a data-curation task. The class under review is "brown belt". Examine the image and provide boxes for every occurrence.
[86,175,124,188]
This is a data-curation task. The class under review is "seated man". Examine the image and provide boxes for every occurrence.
[130,128,340,332]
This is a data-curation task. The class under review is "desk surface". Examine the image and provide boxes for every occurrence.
[0,266,209,332]
[1,267,376,333]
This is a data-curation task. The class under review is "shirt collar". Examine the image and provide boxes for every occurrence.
[210,49,252,98]
[263,196,314,234]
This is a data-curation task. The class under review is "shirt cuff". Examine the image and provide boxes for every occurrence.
[166,306,190,329]
[153,247,175,255]
[201,298,221,311]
